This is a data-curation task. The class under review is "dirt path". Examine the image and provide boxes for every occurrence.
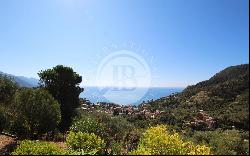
[0,135,17,155]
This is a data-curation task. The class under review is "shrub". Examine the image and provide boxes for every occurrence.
[109,141,123,155]
[71,112,138,154]
[70,113,106,138]
[11,89,61,138]
[191,129,249,155]
[96,113,134,141]
[0,76,17,132]
[0,107,6,132]
[75,112,136,142]
[12,140,67,155]
[124,128,143,151]
[66,131,105,155]
[129,125,211,155]
[0,75,18,106]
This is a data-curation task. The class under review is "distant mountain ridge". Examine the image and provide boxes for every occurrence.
[0,71,39,87]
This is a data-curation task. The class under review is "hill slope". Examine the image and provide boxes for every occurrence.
[182,64,249,99]
[144,64,249,130]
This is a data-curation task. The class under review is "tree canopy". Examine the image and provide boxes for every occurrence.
[11,88,61,138]
[38,65,84,130]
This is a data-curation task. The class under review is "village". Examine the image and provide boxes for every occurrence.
[79,98,163,119]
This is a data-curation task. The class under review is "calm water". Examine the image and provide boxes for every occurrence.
[80,87,183,106]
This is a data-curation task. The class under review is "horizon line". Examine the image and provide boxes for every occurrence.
[80,85,187,89]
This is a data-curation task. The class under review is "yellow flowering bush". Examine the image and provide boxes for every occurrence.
[11,140,67,155]
[129,125,212,155]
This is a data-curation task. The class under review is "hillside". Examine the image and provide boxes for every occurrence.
[182,64,249,99]
[0,71,39,88]
[144,64,249,130]
[1,64,249,155]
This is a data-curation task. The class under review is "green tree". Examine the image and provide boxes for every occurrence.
[0,75,18,133]
[11,89,61,138]
[38,65,84,131]
[0,75,18,106]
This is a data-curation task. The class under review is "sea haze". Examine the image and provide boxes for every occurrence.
[80,87,184,106]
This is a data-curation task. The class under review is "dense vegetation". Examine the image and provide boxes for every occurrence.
[144,64,249,130]
[129,125,211,155]
[12,140,68,155]
[38,65,84,131]
[0,64,249,155]
[10,89,61,139]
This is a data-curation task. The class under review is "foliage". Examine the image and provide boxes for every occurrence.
[10,88,61,138]
[109,141,123,155]
[96,113,135,142]
[0,75,18,133]
[124,128,143,152]
[70,113,106,139]
[0,75,18,106]
[0,107,6,132]
[38,65,84,130]
[143,64,249,131]
[66,131,105,155]
[70,111,139,154]
[129,125,212,155]
[191,129,249,155]
[216,90,249,130]
[12,140,67,155]
[2,64,249,155]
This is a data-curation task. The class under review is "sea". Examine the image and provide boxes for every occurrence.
[80,87,184,106]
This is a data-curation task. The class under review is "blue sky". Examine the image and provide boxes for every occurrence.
[0,0,249,87]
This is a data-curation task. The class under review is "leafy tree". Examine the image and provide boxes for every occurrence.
[0,75,18,133]
[0,75,18,106]
[11,89,61,138]
[38,65,84,130]
[129,125,211,155]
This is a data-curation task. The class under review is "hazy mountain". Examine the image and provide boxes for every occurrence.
[0,71,39,87]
